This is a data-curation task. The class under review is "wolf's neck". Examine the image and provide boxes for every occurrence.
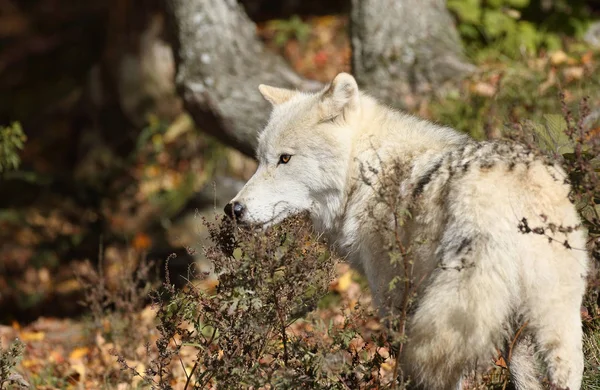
[310,96,469,251]
[313,97,469,253]
[354,95,469,155]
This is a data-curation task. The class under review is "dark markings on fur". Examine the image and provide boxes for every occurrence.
[461,257,475,269]
[479,159,495,170]
[413,160,443,197]
[462,161,471,173]
[447,158,456,178]
[508,161,516,171]
[439,260,475,272]
[437,235,477,272]
[456,237,472,255]
[318,115,338,125]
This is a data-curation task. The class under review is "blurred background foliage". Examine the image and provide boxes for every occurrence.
[0,122,26,173]
[448,0,594,59]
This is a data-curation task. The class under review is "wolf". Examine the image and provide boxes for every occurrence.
[224,73,589,389]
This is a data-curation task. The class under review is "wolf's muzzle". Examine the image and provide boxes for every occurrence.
[224,201,245,220]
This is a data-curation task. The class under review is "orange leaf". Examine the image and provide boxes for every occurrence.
[495,354,507,368]
[586,127,600,141]
[581,51,594,66]
[132,233,152,250]
[69,347,89,361]
[50,350,65,364]
[20,330,44,342]
[331,271,353,293]
[21,359,39,369]
[314,50,328,67]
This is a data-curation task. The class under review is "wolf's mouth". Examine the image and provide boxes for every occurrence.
[228,211,286,230]
[258,211,290,229]
[259,206,306,229]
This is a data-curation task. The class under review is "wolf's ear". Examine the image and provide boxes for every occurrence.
[258,85,297,105]
[319,73,359,119]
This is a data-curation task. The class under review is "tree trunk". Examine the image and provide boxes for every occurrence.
[163,0,321,157]
[350,0,475,106]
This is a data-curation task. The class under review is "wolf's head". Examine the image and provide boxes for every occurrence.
[225,73,361,228]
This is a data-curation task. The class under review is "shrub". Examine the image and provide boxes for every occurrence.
[0,122,26,174]
[120,215,337,388]
[448,0,593,59]
[0,338,27,389]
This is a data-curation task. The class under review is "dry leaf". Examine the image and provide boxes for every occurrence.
[538,68,557,94]
[495,355,508,369]
[132,232,152,250]
[471,82,496,97]
[550,50,568,66]
[581,51,594,66]
[69,346,90,361]
[563,66,584,82]
[20,331,45,342]
[331,271,353,293]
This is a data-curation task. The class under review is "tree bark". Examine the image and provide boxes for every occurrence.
[165,0,474,156]
[164,0,321,157]
[350,0,475,106]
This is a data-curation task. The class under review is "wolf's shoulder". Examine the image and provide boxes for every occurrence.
[410,139,560,199]
[446,139,545,169]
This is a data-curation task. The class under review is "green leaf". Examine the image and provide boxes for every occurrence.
[233,248,243,260]
[507,0,530,8]
[448,0,482,25]
[0,122,26,173]
[459,24,481,39]
[517,21,540,54]
[483,10,514,38]
[487,0,504,8]
[525,114,573,155]
[543,33,563,51]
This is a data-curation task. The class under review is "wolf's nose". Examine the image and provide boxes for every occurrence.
[224,202,245,220]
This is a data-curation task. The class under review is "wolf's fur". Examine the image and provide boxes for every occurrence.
[228,73,589,389]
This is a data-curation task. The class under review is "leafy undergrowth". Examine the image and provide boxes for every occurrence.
[0,216,389,389]
[584,328,600,390]
[2,212,595,389]
[427,46,600,140]
[0,215,512,389]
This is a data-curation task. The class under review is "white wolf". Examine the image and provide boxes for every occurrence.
[225,73,589,389]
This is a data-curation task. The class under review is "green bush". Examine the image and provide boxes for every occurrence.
[265,15,311,47]
[448,0,593,59]
[0,122,26,174]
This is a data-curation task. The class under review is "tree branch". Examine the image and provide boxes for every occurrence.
[164,0,321,157]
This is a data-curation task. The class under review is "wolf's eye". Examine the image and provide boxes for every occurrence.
[279,154,292,164]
